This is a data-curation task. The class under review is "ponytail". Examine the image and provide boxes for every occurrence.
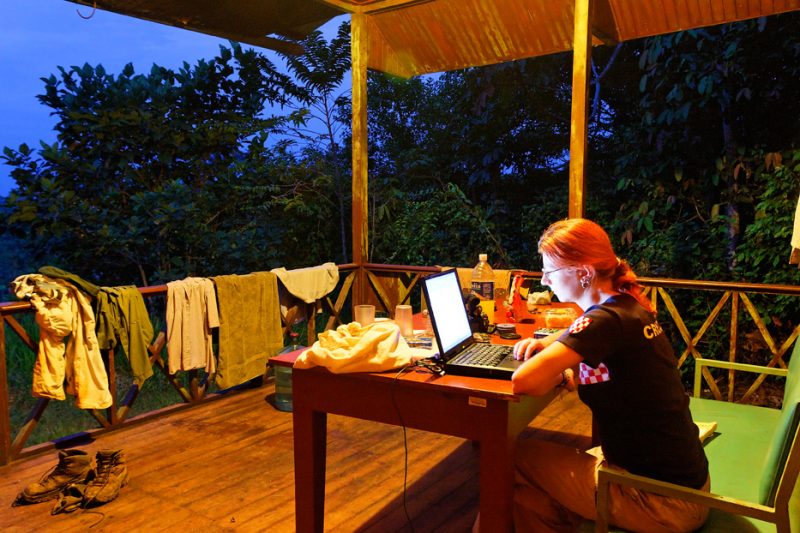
[613,258,652,313]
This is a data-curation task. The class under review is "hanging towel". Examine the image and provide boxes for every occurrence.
[166,277,219,375]
[791,194,800,267]
[270,262,339,303]
[212,272,283,389]
[95,286,155,386]
[295,321,422,373]
[10,274,112,410]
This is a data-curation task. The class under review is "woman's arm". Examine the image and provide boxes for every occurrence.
[512,329,563,361]
[511,340,582,396]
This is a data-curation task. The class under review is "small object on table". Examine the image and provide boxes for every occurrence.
[496,323,520,340]
[472,332,491,343]
[495,323,517,334]
[406,335,433,348]
[395,304,413,336]
[544,308,578,328]
[534,327,562,339]
[526,290,553,311]
[355,304,375,325]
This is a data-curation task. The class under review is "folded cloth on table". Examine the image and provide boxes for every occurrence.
[270,262,339,304]
[295,321,428,373]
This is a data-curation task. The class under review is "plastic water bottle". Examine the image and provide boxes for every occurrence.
[274,332,301,412]
[471,254,495,322]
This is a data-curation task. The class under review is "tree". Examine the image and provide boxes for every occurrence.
[1,44,331,285]
[606,13,800,278]
[279,21,353,263]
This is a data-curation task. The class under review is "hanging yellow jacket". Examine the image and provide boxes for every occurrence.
[10,274,112,410]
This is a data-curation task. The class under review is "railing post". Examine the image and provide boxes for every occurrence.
[0,315,11,465]
[728,292,739,403]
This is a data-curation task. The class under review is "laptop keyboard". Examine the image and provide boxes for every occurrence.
[452,344,512,367]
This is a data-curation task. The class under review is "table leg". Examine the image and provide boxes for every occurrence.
[476,413,516,532]
[293,399,327,532]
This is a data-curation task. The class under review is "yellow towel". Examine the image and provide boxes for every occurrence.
[213,272,283,389]
[271,262,339,303]
[295,321,414,373]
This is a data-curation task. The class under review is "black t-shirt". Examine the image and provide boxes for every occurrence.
[557,294,708,488]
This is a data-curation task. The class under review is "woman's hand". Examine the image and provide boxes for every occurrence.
[513,337,545,360]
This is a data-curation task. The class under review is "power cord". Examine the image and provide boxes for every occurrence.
[389,359,446,533]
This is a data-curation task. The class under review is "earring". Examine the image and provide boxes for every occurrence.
[580,277,591,289]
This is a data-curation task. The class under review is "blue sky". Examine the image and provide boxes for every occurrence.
[0,1,346,197]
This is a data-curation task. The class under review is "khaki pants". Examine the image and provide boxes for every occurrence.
[513,439,709,533]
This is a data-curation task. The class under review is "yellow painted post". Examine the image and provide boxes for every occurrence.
[569,0,593,219]
[351,12,369,304]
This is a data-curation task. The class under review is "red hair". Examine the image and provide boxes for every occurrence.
[538,218,652,312]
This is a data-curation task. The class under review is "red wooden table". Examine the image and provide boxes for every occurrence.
[270,301,574,532]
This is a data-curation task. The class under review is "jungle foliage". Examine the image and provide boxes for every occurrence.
[2,16,799,320]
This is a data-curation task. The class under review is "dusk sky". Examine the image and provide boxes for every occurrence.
[1,1,346,197]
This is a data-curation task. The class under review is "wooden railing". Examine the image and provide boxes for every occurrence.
[1,264,798,465]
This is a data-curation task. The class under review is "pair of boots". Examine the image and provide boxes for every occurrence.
[13,449,129,514]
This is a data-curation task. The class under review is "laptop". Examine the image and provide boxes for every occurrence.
[421,269,522,379]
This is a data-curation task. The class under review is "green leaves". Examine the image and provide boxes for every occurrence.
[1,42,346,285]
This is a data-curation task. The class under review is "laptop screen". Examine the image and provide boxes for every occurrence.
[423,269,472,356]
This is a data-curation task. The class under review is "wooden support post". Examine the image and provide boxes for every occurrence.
[569,0,593,219]
[351,12,369,305]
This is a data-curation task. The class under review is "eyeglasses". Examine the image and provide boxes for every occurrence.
[541,266,572,281]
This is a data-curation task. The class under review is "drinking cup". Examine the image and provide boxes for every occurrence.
[395,304,413,336]
[354,304,375,326]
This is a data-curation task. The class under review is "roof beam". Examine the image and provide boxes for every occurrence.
[591,0,620,45]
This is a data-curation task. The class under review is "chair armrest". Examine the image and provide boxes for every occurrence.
[692,358,788,397]
[595,465,774,533]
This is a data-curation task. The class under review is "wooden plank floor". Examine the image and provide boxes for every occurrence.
[0,382,592,532]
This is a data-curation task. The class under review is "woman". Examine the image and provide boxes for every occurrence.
[511,219,709,532]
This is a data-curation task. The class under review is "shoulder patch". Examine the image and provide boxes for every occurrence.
[568,316,592,334]
[579,362,611,384]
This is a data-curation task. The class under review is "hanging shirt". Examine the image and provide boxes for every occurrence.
[166,277,219,375]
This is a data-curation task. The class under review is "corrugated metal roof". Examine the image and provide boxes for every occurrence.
[324,0,800,76]
[68,0,799,72]
[67,0,345,55]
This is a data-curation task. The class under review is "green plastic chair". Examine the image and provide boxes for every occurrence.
[595,340,800,533]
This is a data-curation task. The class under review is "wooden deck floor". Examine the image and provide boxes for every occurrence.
[0,381,592,532]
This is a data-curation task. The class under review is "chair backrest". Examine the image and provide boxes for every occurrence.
[758,339,800,506]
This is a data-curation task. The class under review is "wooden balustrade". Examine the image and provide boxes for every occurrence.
[1,264,798,465]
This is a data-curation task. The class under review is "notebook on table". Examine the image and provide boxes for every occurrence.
[421,269,522,379]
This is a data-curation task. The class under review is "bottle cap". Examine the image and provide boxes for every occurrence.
[479,253,487,262]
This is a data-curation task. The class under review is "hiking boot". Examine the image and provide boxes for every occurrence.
[50,481,88,515]
[82,449,129,506]
[14,449,93,505]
